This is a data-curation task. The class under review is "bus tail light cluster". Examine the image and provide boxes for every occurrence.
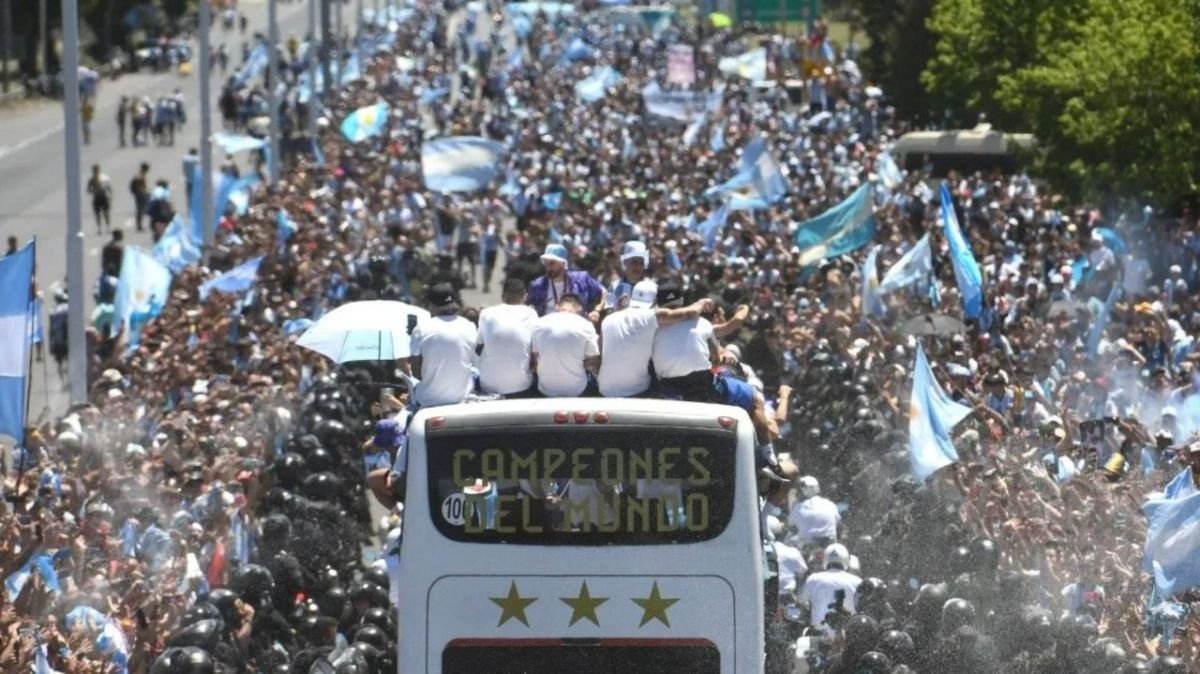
[553,411,608,424]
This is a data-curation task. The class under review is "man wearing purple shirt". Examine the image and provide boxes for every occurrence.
[525,244,607,320]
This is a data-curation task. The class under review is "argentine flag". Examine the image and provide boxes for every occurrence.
[878,234,932,294]
[341,102,390,143]
[0,240,33,444]
[718,47,767,82]
[909,343,974,480]
[200,256,264,301]
[1144,491,1200,598]
[153,214,202,274]
[111,246,172,339]
[421,136,506,193]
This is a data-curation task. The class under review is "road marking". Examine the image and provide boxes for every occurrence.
[0,125,65,162]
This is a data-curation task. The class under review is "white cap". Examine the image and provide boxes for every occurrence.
[824,543,850,570]
[1163,406,1178,419]
[798,475,820,498]
[628,280,658,309]
[620,240,650,265]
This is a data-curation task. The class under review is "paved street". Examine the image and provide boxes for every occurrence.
[0,0,313,418]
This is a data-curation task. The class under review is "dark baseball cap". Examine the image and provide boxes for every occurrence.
[427,283,459,310]
[657,282,684,307]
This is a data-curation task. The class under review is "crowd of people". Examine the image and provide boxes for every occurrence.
[4,0,1200,672]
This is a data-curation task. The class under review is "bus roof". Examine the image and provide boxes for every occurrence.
[414,398,743,434]
[893,124,1035,157]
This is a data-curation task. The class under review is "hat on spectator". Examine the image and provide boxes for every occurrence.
[427,283,459,311]
[628,280,658,309]
[621,241,650,265]
[540,243,569,265]
[656,282,685,307]
[1163,406,1178,420]
[101,369,123,385]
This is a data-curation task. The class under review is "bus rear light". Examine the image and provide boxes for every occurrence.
[718,416,735,428]
[553,411,570,424]
[573,412,590,423]
[593,411,609,424]
[427,417,446,430]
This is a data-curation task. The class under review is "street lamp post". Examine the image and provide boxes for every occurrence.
[308,0,318,137]
[267,0,280,184]
[60,0,86,402]
[199,0,215,259]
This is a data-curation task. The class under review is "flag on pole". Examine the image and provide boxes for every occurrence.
[941,184,983,318]
[878,234,933,294]
[718,47,767,81]
[700,204,727,252]
[0,240,33,445]
[861,246,884,317]
[421,136,506,193]
[909,343,973,480]
[153,215,202,273]
[111,247,172,339]
[1143,491,1200,599]
[340,102,390,142]
[704,134,788,210]
[793,185,877,266]
[199,257,264,302]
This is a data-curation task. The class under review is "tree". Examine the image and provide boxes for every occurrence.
[849,0,937,124]
[921,0,1087,129]
[999,0,1200,204]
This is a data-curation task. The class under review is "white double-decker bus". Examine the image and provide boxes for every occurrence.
[397,397,764,673]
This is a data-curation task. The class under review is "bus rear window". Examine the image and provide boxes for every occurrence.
[426,427,736,545]
[442,639,720,673]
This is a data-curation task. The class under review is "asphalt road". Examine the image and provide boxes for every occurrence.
[0,0,314,420]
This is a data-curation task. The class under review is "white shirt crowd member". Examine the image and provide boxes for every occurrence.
[477,279,538,395]
[531,294,600,397]
[410,284,477,408]
[799,545,861,634]
[787,477,841,546]
[652,316,717,379]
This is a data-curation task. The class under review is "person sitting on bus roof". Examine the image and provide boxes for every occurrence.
[525,243,606,320]
[651,281,721,403]
[476,278,538,398]
[598,280,713,398]
[404,283,478,409]
[530,293,601,397]
[604,240,650,311]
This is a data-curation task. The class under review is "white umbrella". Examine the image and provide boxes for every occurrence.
[296,300,431,363]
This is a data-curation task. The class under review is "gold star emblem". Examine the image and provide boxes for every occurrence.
[490,581,537,627]
[631,581,679,628]
[560,581,608,627]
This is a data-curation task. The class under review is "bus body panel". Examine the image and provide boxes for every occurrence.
[398,398,764,673]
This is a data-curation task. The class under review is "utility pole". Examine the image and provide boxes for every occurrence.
[60,0,85,402]
[267,0,280,184]
[320,0,332,102]
[1,0,11,94]
[308,0,317,136]
[38,0,47,76]
[199,0,215,260]
[334,0,342,93]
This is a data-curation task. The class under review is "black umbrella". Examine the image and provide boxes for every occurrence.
[901,313,965,336]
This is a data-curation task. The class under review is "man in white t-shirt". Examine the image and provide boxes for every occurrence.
[798,543,861,635]
[651,282,720,402]
[786,476,841,549]
[477,278,538,396]
[406,283,478,408]
[531,293,600,397]
[598,280,713,397]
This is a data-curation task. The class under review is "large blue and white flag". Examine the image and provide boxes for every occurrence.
[641,82,723,122]
[218,172,259,219]
[340,102,389,142]
[111,246,172,339]
[1143,491,1200,598]
[153,215,202,274]
[877,152,903,192]
[718,47,767,82]
[212,132,266,155]
[200,257,264,302]
[878,234,932,294]
[941,184,983,318]
[96,618,129,674]
[0,240,33,444]
[909,343,973,480]
[233,43,269,87]
[4,552,58,600]
[861,245,885,317]
[704,134,788,210]
[793,185,877,266]
[700,204,727,252]
[1086,284,1121,360]
[574,66,622,102]
[421,136,506,193]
